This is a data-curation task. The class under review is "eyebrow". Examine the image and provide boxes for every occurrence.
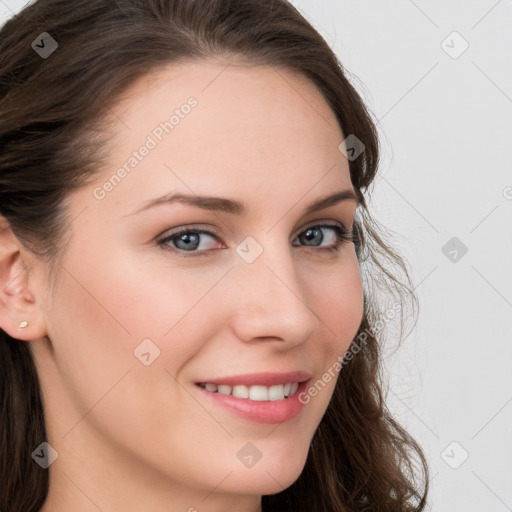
[127,188,359,217]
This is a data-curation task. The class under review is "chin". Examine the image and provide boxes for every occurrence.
[227,469,303,497]
[229,447,308,495]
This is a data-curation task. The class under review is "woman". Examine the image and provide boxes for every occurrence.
[0,0,429,510]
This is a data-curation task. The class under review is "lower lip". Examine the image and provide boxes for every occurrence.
[194,381,310,424]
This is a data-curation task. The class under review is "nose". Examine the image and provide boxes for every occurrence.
[227,240,320,348]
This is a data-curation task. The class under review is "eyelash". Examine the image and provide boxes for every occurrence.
[157,222,355,258]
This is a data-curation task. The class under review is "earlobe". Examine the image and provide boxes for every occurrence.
[0,216,47,341]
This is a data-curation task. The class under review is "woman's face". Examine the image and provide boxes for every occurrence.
[29,61,364,510]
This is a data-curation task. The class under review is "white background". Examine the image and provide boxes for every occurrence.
[1,1,511,510]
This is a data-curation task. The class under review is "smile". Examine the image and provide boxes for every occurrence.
[195,382,300,401]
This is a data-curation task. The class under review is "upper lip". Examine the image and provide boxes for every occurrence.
[195,371,312,387]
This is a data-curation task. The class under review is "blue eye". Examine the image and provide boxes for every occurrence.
[157,223,355,258]
[159,228,220,254]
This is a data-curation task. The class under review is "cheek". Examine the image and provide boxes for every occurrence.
[308,252,364,352]
[329,263,364,343]
[43,266,137,424]
[42,250,222,467]
[294,254,364,418]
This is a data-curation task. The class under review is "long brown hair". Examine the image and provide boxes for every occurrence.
[0,1,429,510]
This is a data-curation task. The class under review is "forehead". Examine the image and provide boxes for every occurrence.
[109,59,343,150]
[92,60,352,213]
[114,59,339,124]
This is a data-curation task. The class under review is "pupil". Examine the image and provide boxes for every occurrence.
[303,227,322,245]
[177,233,199,250]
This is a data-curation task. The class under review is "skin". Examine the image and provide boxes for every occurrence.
[0,60,364,512]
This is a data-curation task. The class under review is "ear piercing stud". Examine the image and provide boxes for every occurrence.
[18,321,29,329]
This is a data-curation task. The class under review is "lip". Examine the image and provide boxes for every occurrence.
[194,370,312,387]
[194,378,311,424]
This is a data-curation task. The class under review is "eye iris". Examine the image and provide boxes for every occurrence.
[175,232,200,250]
[301,227,323,246]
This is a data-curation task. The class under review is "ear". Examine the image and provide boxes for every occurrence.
[0,216,47,341]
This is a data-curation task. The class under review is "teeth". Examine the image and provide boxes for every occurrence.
[232,385,249,399]
[268,384,284,401]
[249,385,269,401]
[198,382,299,401]
[217,384,231,396]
